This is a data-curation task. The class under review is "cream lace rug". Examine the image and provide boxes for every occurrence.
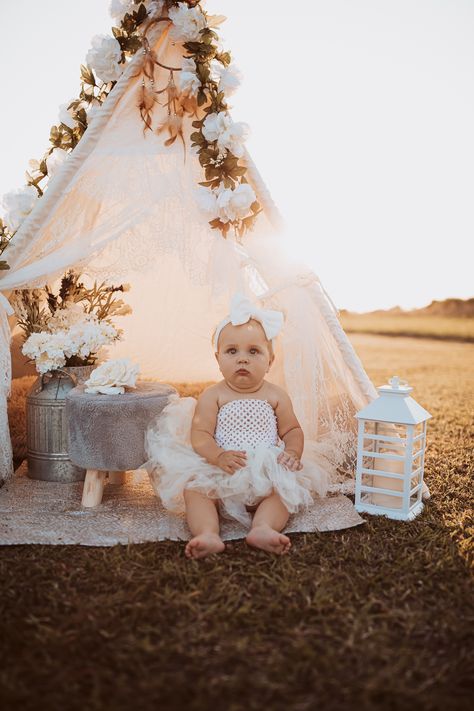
[0,463,365,546]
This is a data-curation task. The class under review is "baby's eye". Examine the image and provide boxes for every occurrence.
[226,348,237,354]
[250,348,260,354]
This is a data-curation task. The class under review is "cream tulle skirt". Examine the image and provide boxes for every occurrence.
[145,396,329,527]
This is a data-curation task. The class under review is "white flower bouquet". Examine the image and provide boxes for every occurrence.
[13,271,132,375]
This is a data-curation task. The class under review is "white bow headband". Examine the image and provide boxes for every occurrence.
[213,293,284,351]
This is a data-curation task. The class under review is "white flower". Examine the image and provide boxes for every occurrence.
[227,182,256,218]
[147,0,164,20]
[202,112,227,142]
[218,120,249,158]
[58,100,76,129]
[1,185,38,233]
[48,303,92,332]
[84,358,140,395]
[212,62,242,96]
[216,183,256,223]
[68,319,119,360]
[109,0,163,22]
[22,331,72,374]
[169,3,206,42]
[196,186,218,216]
[86,34,123,84]
[45,148,69,178]
[109,0,134,20]
[202,112,249,158]
[178,58,201,97]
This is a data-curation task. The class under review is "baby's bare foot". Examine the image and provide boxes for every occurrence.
[246,525,291,555]
[185,532,225,560]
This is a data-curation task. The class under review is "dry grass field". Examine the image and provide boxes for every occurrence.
[340,313,474,342]
[1,333,473,711]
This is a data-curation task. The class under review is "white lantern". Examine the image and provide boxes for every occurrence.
[354,376,432,521]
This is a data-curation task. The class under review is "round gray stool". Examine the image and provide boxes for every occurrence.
[66,382,176,507]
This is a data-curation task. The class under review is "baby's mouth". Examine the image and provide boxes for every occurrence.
[236,368,250,375]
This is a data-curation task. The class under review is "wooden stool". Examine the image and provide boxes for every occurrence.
[66,382,176,508]
[81,470,127,507]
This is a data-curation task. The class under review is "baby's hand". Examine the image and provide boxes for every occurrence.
[217,450,247,475]
[278,450,303,472]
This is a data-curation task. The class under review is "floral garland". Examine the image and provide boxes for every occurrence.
[0,0,260,271]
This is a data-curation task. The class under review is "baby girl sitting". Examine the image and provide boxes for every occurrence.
[146,293,328,559]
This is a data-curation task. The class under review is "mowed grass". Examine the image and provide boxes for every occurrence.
[340,313,474,342]
[0,334,473,711]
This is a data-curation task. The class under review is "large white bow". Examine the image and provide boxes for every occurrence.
[213,292,284,350]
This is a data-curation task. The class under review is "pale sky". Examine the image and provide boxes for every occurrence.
[0,0,473,312]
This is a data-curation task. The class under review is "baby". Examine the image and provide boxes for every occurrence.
[146,293,327,559]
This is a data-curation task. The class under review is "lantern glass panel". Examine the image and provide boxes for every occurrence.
[414,422,424,437]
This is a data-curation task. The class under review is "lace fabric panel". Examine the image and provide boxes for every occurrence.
[0,30,377,484]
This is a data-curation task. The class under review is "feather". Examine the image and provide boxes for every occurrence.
[136,84,157,133]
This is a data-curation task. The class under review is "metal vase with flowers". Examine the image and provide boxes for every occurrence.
[26,365,95,482]
[12,270,133,481]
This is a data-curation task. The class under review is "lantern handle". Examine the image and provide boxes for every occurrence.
[388,375,409,389]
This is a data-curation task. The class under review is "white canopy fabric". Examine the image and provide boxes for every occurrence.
[0,23,377,483]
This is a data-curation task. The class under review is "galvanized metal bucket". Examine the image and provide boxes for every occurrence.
[26,366,94,482]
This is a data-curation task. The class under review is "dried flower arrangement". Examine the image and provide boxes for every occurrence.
[11,271,132,374]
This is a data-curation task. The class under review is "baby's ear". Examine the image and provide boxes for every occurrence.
[214,351,219,361]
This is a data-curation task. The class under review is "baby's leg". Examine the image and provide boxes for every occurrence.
[184,489,225,559]
[246,492,291,555]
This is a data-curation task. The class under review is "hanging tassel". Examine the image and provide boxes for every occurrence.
[155,71,187,161]
[137,80,157,133]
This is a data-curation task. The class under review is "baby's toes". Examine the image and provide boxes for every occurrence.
[277,533,291,554]
[185,539,199,558]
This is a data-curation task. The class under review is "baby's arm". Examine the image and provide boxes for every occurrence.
[191,388,246,474]
[274,389,304,471]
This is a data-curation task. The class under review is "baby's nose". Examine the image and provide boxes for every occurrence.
[238,354,249,362]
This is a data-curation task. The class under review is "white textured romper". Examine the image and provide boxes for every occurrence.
[146,396,328,527]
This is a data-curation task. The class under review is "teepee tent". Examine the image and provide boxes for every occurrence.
[0,1,378,484]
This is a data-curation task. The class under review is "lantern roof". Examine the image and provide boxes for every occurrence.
[355,376,432,425]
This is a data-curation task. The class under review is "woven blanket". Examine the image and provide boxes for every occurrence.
[0,463,365,546]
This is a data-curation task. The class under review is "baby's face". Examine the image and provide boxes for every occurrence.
[216,319,274,391]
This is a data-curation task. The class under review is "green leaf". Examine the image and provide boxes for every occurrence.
[135,2,147,22]
[205,166,222,180]
[0,261,10,270]
[80,64,96,87]
[198,153,211,167]
[125,36,143,54]
[217,51,231,67]
[184,42,204,53]
[190,131,205,144]
[197,89,208,107]
[196,64,210,83]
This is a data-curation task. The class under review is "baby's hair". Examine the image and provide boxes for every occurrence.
[212,320,274,359]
